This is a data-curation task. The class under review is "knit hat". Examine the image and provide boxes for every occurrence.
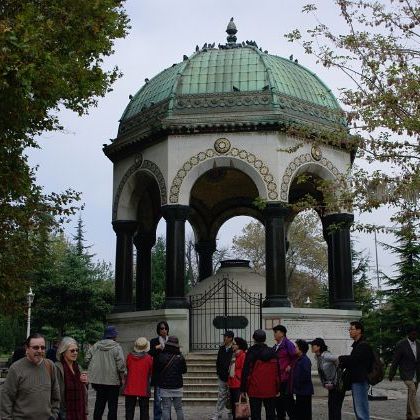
[134,337,150,352]
[165,336,180,348]
[252,329,266,343]
[103,325,118,339]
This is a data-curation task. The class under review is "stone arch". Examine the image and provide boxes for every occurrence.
[113,158,167,220]
[279,153,341,202]
[169,145,278,204]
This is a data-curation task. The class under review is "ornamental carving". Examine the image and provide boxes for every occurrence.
[214,138,231,154]
[279,153,341,202]
[112,159,167,220]
[169,145,278,203]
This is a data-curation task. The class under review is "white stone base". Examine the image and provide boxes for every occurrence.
[262,307,362,357]
[107,309,189,355]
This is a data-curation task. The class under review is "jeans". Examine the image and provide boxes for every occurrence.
[153,386,162,420]
[125,395,150,420]
[351,381,369,420]
[249,397,276,420]
[161,396,184,420]
[213,379,230,418]
[92,384,120,420]
[327,388,345,420]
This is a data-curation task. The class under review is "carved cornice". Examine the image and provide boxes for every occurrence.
[113,158,167,220]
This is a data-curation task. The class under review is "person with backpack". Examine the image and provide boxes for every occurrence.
[291,339,314,420]
[338,321,373,420]
[240,329,279,420]
[310,337,344,420]
[272,324,296,419]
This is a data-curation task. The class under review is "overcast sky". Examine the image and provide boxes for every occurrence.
[28,0,397,284]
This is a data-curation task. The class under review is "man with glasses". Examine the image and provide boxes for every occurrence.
[149,321,170,420]
[0,332,60,420]
[339,321,374,420]
[85,325,126,420]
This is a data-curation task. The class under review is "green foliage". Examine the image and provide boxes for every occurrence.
[151,236,166,309]
[363,224,420,363]
[0,0,129,313]
[0,314,26,354]
[352,247,376,313]
[30,226,114,341]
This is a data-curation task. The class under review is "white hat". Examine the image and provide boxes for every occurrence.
[134,337,150,352]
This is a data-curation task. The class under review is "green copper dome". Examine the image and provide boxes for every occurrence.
[106,20,345,160]
[121,47,339,122]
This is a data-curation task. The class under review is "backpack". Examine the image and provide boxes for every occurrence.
[367,349,385,386]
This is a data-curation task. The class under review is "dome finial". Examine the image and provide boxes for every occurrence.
[226,17,237,44]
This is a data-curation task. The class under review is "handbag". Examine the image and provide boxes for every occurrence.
[336,367,351,393]
[235,394,251,419]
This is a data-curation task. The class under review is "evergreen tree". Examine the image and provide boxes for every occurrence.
[151,236,166,309]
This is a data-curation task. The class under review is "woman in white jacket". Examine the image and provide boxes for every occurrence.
[310,338,345,420]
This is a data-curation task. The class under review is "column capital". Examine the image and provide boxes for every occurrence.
[322,213,354,238]
[161,205,191,222]
[133,231,156,249]
[262,203,290,220]
[112,220,138,234]
[195,239,217,254]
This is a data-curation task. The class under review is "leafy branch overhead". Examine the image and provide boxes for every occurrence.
[285,0,419,232]
[0,0,130,312]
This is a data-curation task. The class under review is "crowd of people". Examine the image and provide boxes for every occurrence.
[0,321,418,420]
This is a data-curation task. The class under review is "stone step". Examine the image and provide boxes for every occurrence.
[184,390,219,398]
[184,377,218,385]
[185,368,216,375]
[186,360,215,367]
[183,384,219,392]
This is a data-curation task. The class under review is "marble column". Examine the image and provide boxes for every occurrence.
[263,203,291,307]
[322,213,356,309]
[195,239,216,281]
[161,205,191,308]
[133,232,156,311]
[112,220,137,312]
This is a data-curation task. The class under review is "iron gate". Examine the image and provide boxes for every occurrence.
[189,276,262,351]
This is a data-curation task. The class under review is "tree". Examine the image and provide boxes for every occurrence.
[364,224,420,363]
[151,236,166,309]
[0,0,129,312]
[31,225,114,340]
[285,0,420,233]
[352,247,376,313]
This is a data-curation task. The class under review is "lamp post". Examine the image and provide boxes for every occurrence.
[26,288,35,338]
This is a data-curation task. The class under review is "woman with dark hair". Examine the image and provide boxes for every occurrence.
[310,337,344,420]
[56,337,88,420]
[156,336,187,420]
[149,321,170,420]
[228,337,248,419]
[292,339,314,420]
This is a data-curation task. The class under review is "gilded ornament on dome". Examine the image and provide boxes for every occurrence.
[214,138,231,154]
[311,145,322,161]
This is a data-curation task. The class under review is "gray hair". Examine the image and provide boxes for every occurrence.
[56,337,78,361]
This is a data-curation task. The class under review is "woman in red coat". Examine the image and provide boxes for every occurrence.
[124,337,153,420]
[228,337,248,419]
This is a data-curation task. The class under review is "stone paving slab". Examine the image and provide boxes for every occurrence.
[86,380,414,419]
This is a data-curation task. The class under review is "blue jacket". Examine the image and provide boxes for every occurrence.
[292,354,314,396]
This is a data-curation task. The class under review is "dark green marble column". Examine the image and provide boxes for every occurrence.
[195,239,216,281]
[112,220,137,312]
[161,205,191,308]
[322,213,356,309]
[263,203,291,307]
[133,232,155,311]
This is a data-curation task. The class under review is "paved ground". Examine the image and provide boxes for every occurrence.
[85,380,415,419]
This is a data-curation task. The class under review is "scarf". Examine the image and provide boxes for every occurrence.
[63,361,87,420]
[159,335,168,349]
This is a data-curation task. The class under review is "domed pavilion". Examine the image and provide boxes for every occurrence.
[104,19,358,351]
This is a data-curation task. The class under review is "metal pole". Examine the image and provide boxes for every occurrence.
[374,231,380,290]
[26,300,32,338]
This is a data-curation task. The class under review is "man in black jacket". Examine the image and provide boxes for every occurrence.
[149,321,170,420]
[389,326,420,420]
[339,321,373,420]
[211,330,234,420]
